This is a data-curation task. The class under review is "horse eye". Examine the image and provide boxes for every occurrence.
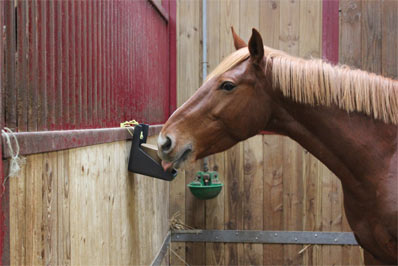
[220,81,236,91]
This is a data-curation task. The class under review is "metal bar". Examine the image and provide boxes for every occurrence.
[171,230,359,245]
[151,231,171,266]
[1,125,162,159]
[322,0,339,64]
[148,0,169,22]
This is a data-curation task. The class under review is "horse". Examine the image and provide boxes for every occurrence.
[158,28,397,265]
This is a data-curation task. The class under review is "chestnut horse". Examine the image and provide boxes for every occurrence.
[158,28,397,265]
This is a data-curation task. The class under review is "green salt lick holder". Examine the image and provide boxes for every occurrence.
[188,171,223,200]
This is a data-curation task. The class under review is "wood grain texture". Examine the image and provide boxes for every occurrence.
[205,1,225,265]
[9,138,169,265]
[263,135,284,265]
[243,136,263,265]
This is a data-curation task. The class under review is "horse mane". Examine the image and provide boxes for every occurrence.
[206,47,398,125]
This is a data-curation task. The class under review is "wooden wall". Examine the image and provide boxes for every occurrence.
[9,136,170,265]
[171,0,397,265]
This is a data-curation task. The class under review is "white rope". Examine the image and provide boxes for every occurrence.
[2,127,25,179]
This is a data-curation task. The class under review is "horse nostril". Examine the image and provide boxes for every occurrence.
[161,136,172,152]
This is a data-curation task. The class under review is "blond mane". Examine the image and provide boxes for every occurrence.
[206,47,398,125]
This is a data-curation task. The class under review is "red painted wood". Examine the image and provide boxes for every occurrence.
[168,0,177,117]
[2,126,163,159]
[322,0,339,64]
[4,0,174,130]
[0,1,10,264]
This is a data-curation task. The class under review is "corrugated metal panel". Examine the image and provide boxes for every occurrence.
[3,0,173,132]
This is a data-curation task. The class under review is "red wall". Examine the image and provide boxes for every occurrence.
[3,0,176,131]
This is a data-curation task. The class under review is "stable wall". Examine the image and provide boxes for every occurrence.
[9,136,170,265]
[171,0,397,265]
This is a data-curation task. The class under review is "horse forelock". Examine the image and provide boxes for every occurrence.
[205,46,398,125]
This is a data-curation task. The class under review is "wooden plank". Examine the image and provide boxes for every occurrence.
[381,0,398,79]
[329,176,343,265]
[204,1,225,265]
[57,150,71,265]
[16,0,29,131]
[224,142,244,265]
[279,1,303,264]
[4,0,17,130]
[263,135,284,265]
[299,1,322,264]
[218,1,240,265]
[259,0,280,49]
[240,3,262,265]
[243,136,263,265]
[25,154,44,265]
[185,158,206,266]
[205,152,225,266]
[279,0,300,55]
[340,0,362,68]
[361,0,381,74]
[281,138,304,265]
[43,152,58,265]
[319,165,333,265]
[10,161,27,265]
[55,1,63,129]
[46,1,56,130]
[28,0,39,131]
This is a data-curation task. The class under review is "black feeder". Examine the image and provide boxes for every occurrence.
[128,124,177,181]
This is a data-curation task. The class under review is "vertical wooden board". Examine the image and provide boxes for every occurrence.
[205,152,225,266]
[243,135,263,265]
[169,168,186,266]
[279,0,299,55]
[340,0,362,68]
[27,0,39,131]
[57,150,71,265]
[69,148,79,265]
[16,0,29,131]
[4,0,17,129]
[205,1,224,265]
[299,0,321,59]
[259,0,280,49]
[299,1,322,264]
[217,1,241,265]
[302,151,321,265]
[185,159,206,266]
[25,154,44,266]
[361,0,381,74]
[43,152,58,265]
[10,161,26,265]
[381,0,398,79]
[54,1,63,130]
[224,142,244,266]
[177,0,201,106]
[239,0,259,41]
[329,176,343,265]
[219,0,240,60]
[279,0,302,263]
[263,135,284,265]
[281,138,304,265]
[342,201,364,266]
[319,164,333,265]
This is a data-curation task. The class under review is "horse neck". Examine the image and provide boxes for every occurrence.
[267,95,397,188]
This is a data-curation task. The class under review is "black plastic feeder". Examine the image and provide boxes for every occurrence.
[128,124,177,181]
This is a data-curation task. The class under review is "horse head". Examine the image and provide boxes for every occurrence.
[158,28,275,171]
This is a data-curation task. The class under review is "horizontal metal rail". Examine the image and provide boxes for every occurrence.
[2,125,162,158]
[171,230,359,245]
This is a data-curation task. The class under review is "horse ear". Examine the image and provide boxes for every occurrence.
[231,26,247,50]
[248,28,264,65]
